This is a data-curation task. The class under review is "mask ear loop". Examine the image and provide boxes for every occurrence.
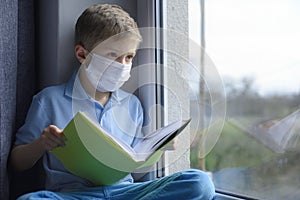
[80,52,92,74]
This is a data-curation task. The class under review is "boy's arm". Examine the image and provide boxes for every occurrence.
[10,125,66,171]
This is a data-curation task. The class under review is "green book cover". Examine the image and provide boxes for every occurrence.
[51,112,190,186]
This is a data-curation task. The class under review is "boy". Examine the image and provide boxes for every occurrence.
[10,4,215,200]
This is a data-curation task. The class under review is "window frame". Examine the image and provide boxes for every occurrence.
[135,0,166,179]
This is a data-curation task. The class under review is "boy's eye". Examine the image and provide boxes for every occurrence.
[125,55,134,62]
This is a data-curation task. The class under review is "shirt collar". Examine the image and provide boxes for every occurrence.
[64,71,129,104]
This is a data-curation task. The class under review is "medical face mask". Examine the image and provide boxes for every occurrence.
[84,53,132,92]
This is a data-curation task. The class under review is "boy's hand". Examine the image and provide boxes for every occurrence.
[10,125,66,171]
[39,125,67,151]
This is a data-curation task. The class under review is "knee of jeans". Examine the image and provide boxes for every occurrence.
[181,169,215,200]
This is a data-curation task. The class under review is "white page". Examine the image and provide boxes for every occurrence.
[133,119,190,154]
[81,112,137,156]
[81,112,190,161]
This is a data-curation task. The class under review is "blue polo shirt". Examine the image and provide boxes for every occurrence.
[14,72,144,191]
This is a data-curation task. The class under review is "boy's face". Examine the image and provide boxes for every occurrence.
[77,35,140,95]
[91,36,139,65]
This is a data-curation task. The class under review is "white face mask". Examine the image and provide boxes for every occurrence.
[84,53,132,92]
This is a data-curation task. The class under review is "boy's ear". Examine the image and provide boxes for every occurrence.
[74,45,88,63]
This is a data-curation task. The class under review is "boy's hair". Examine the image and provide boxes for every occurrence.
[75,4,141,51]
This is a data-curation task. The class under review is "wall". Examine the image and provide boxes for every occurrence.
[164,0,191,174]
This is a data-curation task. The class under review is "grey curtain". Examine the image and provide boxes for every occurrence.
[0,0,36,199]
[0,0,18,199]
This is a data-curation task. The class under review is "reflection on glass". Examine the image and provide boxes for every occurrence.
[189,0,300,199]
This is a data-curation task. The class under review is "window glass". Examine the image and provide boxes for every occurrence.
[190,0,300,199]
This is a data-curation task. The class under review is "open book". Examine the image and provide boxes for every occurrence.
[51,111,191,185]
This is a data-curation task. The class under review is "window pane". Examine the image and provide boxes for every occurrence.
[190,0,300,199]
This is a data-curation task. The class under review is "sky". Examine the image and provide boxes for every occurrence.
[189,0,300,96]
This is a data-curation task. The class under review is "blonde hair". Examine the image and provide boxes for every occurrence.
[75,4,141,51]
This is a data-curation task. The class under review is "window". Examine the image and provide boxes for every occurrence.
[134,0,194,177]
[190,0,300,199]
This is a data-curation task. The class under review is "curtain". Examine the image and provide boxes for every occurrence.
[11,0,38,199]
[0,0,36,199]
[0,0,18,199]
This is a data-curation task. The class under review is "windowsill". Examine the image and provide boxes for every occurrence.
[215,193,246,200]
[215,190,259,200]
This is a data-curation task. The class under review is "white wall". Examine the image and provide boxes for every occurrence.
[164,0,191,174]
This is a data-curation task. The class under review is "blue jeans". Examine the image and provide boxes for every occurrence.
[17,169,215,200]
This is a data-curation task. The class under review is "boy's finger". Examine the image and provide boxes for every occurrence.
[49,125,63,134]
[47,134,65,147]
[48,125,67,145]
[59,131,67,141]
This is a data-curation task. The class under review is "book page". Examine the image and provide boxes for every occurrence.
[79,112,137,157]
[78,112,190,162]
[133,119,191,154]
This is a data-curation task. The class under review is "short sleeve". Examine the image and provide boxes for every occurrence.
[14,94,51,145]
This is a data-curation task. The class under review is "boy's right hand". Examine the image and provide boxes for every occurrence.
[39,125,67,151]
[10,125,67,171]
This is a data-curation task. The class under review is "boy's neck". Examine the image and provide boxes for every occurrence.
[95,92,111,107]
